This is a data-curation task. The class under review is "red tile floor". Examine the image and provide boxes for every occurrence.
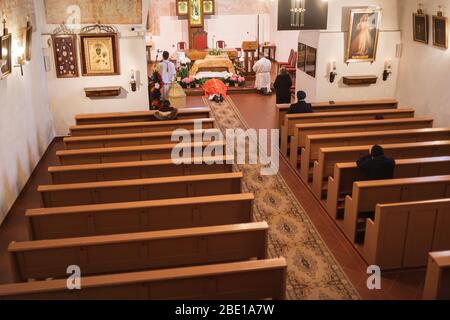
[0,93,426,300]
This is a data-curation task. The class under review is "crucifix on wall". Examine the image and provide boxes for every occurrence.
[176,0,215,49]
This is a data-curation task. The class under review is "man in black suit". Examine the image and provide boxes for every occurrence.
[287,91,313,114]
[356,145,396,181]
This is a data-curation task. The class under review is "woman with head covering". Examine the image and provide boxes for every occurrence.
[273,68,293,104]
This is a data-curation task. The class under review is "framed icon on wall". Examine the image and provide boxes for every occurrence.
[80,33,120,76]
[432,12,448,49]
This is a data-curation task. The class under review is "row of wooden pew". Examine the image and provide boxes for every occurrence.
[276,99,450,299]
[0,107,287,300]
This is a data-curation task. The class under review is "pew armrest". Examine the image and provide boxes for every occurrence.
[326,176,338,218]
[363,217,377,266]
[312,161,323,198]
[343,195,358,242]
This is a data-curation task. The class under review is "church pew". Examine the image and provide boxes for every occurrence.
[312,140,450,200]
[56,141,226,165]
[64,129,221,150]
[276,99,398,129]
[423,251,450,300]
[0,258,287,300]
[300,128,450,182]
[280,108,415,155]
[289,117,434,167]
[49,155,234,184]
[327,157,450,218]
[9,222,269,282]
[362,200,450,270]
[75,107,211,125]
[27,193,253,240]
[38,172,243,208]
[343,175,450,243]
[69,118,215,137]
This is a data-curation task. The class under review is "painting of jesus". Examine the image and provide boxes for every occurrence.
[346,8,382,63]
[189,0,203,27]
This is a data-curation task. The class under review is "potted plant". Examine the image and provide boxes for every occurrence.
[237,76,245,87]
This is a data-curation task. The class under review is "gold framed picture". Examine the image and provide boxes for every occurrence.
[203,0,215,15]
[413,13,429,44]
[0,33,12,79]
[346,8,382,63]
[433,14,448,49]
[80,33,120,76]
[297,43,306,71]
[189,0,204,27]
[177,0,188,16]
[52,34,79,78]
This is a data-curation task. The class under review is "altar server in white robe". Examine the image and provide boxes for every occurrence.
[159,51,177,99]
[253,54,272,94]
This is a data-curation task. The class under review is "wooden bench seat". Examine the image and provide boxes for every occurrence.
[0,258,287,300]
[49,156,234,184]
[64,129,221,150]
[423,251,450,300]
[27,193,253,240]
[281,108,415,155]
[301,128,450,182]
[10,222,269,282]
[57,141,226,165]
[276,99,398,129]
[312,140,450,200]
[70,118,215,137]
[343,175,450,243]
[39,172,243,208]
[362,200,450,270]
[75,107,211,125]
[289,117,434,167]
[327,156,450,218]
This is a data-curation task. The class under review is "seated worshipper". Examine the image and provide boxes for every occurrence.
[253,54,272,95]
[159,51,176,99]
[356,145,396,181]
[287,91,313,114]
[202,79,227,103]
[273,68,293,104]
[154,100,178,121]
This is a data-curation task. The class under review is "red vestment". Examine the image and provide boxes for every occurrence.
[202,79,228,97]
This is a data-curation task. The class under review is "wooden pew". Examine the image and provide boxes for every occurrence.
[423,251,450,300]
[327,156,450,218]
[39,172,243,208]
[362,200,450,270]
[57,141,226,165]
[70,118,215,137]
[312,140,450,200]
[289,117,434,167]
[27,193,254,240]
[276,99,398,129]
[280,108,415,155]
[49,155,234,184]
[301,128,450,182]
[0,258,287,300]
[343,175,450,243]
[75,107,211,125]
[9,222,269,282]
[64,129,221,150]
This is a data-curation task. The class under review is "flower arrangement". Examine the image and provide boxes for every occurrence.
[227,74,246,87]
[181,76,196,88]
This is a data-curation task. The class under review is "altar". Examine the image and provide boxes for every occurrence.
[182,48,239,62]
[189,53,236,77]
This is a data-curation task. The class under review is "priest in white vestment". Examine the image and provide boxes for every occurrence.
[159,51,177,99]
[253,54,272,94]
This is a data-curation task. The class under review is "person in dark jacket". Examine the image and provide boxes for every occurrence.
[356,145,396,180]
[287,90,313,114]
[273,68,293,104]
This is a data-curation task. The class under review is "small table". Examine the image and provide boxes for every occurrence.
[260,44,276,61]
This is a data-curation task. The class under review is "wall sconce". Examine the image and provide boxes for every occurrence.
[383,59,392,81]
[130,69,137,92]
[329,61,337,83]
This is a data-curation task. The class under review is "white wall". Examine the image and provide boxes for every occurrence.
[296,0,401,102]
[0,0,55,224]
[39,0,151,136]
[397,0,450,127]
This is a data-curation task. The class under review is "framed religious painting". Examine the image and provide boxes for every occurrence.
[413,12,429,44]
[80,33,120,76]
[176,0,189,16]
[203,0,215,15]
[0,33,12,79]
[305,46,317,78]
[188,0,204,27]
[52,34,79,78]
[297,42,306,71]
[433,13,448,49]
[25,20,33,61]
[346,8,382,63]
